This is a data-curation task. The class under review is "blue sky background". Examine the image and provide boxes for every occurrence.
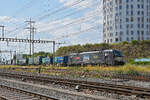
[0,0,103,59]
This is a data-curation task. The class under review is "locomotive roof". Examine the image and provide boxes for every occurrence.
[69,51,100,55]
[80,51,101,54]
[69,49,121,55]
[104,49,121,52]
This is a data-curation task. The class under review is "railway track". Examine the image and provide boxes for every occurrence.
[7,67,150,82]
[0,85,58,100]
[0,72,150,99]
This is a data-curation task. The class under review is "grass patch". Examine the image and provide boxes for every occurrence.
[0,64,150,77]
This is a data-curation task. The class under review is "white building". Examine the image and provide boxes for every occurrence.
[103,0,150,43]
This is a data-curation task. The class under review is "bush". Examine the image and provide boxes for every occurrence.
[121,41,129,45]
[134,61,150,65]
[56,40,150,60]
[128,59,134,64]
[131,40,139,45]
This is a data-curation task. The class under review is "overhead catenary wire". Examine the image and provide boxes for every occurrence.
[54,25,99,40]
[33,0,69,18]
[36,0,102,43]
[12,0,38,17]
[39,11,101,33]
[6,0,40,35]
[3,0,102,53]
[6,0,86,34]
[37,0,86,21]
[37,0,102,32]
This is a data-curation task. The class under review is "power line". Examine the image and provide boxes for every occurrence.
[12,0,38,17]
[6,0,85,34]
[37,0,101,32]
[55,25,99,40]
[6,0,41,35]
[33,0,69,18]
[37,0,85,21]
[6,0,37,30]
[39,11,100,33]
[7,0,95,34]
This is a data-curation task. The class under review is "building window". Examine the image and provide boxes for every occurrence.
[119,5,122,9]
[126,11,129,15]
[110,39,112,42]
[147,25,149,28]
[138,17,140,22]
[119,12,122,16]
[120,37,122,41]
[115,0,118,4]
[116,38,119,42]
[107,39,109,43]
[116,32,118,36]
[126,18,129,22]
[127,37,129,41]
[126,24,129,28]
[137,31,140,35]
[120,19,122,23]
[126,5,129,9]
[120,31,123,35]
[131,37,134,40]
[131,24,134,28]
[141,17,144,22]
[131,5,134,9]
[127,30,129,35]
[141,4,144,9]
[131,17,134,22]
[120,25,122,29]
[131,11,133,16]
[137,11,140,15]
[137,4,140,9]
[138,24,140,28]
[120,0,122,4]
[141,24,144,28]
[131,31,134,35]
[141,31,144,35]
[141,11,144,15]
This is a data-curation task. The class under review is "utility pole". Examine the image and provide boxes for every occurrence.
[0,25,4,38]
[25,18,35,56]
[53,41,55,65]
[32,27,36,64]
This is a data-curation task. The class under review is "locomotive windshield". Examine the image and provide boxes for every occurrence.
[113,50,123,57]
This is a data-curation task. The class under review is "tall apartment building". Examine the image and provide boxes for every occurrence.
[103,0,150,43]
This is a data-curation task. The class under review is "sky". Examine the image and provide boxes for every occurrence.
[0,0,103,59]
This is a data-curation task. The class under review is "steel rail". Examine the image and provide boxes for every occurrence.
[0,85,58,100]
[0,72,150,98]
[7,67,150,82]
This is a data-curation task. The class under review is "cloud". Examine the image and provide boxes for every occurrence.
[59,0,99,10]
[0,16,19,23]
[0,0,104,57]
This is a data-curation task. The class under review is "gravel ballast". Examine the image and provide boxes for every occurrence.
[0,78,114,100]
[0,69,148,100]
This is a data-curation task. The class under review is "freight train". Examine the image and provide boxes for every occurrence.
[16,49,125,66]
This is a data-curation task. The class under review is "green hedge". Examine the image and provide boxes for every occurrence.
[56,40,150,61]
